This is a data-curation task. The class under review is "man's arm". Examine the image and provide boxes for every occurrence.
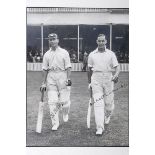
[41,53,48,85]
[87,67,93,84]
[87,52,93,85]
[42,69,48,84]
[66,67,71,80]
[40,69,48,91]
[112,65,120,83]
[66,67,72,86]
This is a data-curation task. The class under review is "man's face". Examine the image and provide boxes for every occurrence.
[96,36,107,48]
[49,37,59,48]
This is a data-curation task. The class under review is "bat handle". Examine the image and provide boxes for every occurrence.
[90,87,93,98]
[41,90,44,102]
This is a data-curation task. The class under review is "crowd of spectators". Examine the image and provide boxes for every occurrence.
[27,47,129,63]
[27,50,43,63]
[115,50,129,63]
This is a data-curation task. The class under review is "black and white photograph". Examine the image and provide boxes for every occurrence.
[3,0,155,155]
[2,0,155,155]
[26,6,129,147]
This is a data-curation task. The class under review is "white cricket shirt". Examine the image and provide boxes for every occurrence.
[42,46,71,71]
[88,48,119,72]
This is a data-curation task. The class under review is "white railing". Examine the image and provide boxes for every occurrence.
[119,63,129,72]
[27,63,129,72]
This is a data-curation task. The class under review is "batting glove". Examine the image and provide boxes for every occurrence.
[66,79,72,86]
[112,75,119,83]
[40,83,46,92]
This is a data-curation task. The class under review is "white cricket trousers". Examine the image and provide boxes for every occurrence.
[91,72,114,130]
[47,71,71,126]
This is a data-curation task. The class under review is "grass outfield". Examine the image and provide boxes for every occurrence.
[26,71,129,147]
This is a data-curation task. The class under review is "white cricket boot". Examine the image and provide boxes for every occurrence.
[105,116,111,124]
[96,128,104,135]
[51,111,59,131]
[93,93,105,135]
[63,114,69,122]
[52,124,59,131]
[62,100,70,122]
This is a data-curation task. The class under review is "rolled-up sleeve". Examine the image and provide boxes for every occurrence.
[64,52,72,69]
[111,53,119,68]
[42,54,49,70]
[88,53,93,68]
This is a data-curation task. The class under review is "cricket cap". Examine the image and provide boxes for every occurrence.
[48,33,58,39]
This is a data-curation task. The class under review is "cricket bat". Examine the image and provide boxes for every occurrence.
[36,90,45,133]
[87,88,93,129]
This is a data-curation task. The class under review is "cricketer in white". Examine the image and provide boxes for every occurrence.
[40,33,72,131]
[88,34,120,135]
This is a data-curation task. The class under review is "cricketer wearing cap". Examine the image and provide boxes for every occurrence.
[40,33,72,131]
[88,34,120,135]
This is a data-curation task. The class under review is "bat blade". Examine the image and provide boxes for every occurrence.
[87,98,92,129]
[36,101,44,133]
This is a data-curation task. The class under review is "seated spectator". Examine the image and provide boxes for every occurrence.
[71,53,78,63]
[36,56,41,62]
[79,51,83,62]
[27,51,33,62]
[82,52,88,72]
[35,51,41,62]
[124,53,129,63]
[119,53,124,63]
[32,56,36,63]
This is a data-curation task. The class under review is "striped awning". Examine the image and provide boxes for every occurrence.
[27,8,129,14]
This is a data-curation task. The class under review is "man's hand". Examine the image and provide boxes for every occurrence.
[112,75,119,83]
[66,79,72,86]
[40,83,46,92]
